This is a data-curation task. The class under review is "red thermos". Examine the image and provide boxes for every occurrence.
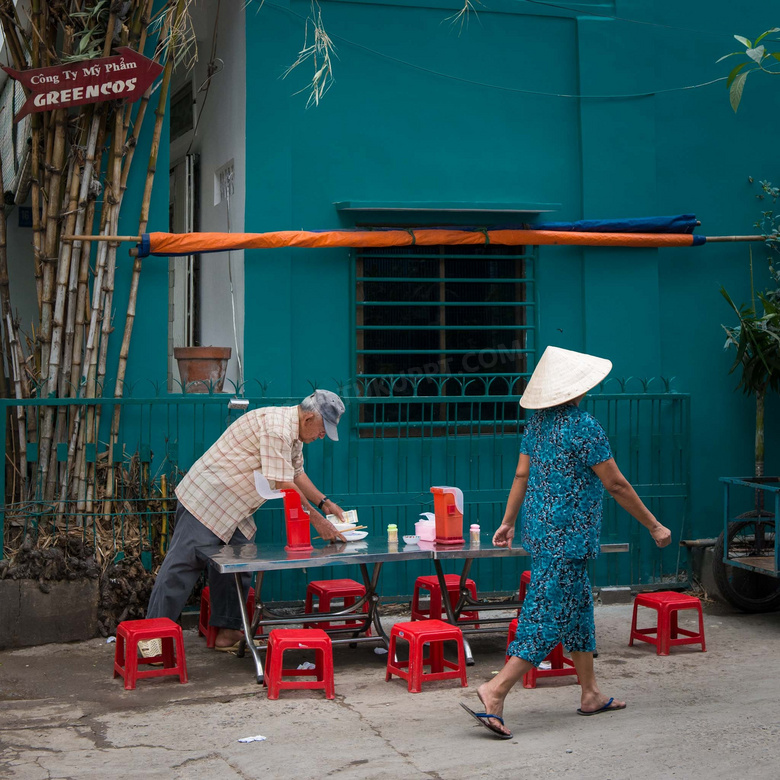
[282,489,313,552]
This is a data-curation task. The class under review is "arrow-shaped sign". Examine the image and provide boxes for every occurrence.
[2,47,163,122]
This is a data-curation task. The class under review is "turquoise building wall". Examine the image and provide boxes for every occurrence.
[242,0,780,557]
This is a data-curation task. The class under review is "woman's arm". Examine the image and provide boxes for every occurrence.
[591,458,672,547]
[493,453,530,548]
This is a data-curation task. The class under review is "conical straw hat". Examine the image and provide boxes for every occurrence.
[520,346,612,409]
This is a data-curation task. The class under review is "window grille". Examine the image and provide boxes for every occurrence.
[353,242,536,435]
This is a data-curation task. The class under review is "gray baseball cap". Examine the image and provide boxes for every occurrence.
[307,390,345,441]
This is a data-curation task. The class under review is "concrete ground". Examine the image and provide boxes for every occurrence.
[1,601,779,780]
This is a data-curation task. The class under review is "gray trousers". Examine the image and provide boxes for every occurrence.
[146,502,252,631]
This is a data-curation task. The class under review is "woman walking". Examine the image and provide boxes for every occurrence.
[462,346,672,739]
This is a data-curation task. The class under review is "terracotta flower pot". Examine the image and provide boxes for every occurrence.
[174,346,232,393]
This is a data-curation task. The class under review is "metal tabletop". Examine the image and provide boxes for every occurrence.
[196,536,434,574]
[197,534,629,571]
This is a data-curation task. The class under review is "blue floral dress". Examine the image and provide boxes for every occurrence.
[507,404,612,666]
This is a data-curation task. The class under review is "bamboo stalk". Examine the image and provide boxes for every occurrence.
[38,153,75,502]
[0,153,26,500]
[61,235,142,242]
[105,0,187,510]
[58,107,104,393]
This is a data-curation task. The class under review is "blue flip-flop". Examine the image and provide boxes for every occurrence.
[460,702,513,739]
[576,697,627,716]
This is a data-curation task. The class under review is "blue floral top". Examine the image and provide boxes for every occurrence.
[519,404,612,559]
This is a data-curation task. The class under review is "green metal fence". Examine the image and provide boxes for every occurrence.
[0,379,690,599]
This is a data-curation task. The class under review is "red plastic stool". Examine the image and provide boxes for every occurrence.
[264,628,335,700]
[516,570,532,616]
[113,618,188,691]
[304,579,371,633]
[629,591,706,656]
[198,586,258,648]
[505,618,579,689]
[385,619,468,693]
[411,575,480,625]
[518,570,531,602]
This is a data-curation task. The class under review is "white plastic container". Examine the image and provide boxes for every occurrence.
[415,513,436,541]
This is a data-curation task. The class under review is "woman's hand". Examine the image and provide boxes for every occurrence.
[310,512,347,542]
[492,522,515,548]
[650,522,672,548]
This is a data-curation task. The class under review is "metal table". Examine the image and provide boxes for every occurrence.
[196,535,628,683]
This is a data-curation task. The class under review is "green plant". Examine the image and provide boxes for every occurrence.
[719,28,780,112]
[721,256,780,477]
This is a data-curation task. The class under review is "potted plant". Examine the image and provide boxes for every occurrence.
[713,250,780,611]
[173,346,232,393]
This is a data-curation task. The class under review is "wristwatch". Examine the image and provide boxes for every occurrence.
[317,497,329,511]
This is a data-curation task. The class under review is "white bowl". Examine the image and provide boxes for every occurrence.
[403,535,419,545]
[333,521,358,532]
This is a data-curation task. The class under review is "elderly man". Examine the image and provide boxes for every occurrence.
[144,390,347,652]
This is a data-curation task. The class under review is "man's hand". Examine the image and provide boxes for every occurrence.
[492,522,515,548]
[650,522,672,548]
[310,512,347,543]
[324,500,346,521]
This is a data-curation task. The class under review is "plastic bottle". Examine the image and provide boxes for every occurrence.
[470,523,481,545]
[387,523,398,544]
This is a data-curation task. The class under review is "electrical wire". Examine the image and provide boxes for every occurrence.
[186,0,223,156]
[224,168,245,392]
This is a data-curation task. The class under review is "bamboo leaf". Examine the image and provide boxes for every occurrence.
[734,35,752,48]
[716,51,743,63]
[746,45,765,63]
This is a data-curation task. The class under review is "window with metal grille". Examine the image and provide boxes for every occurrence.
[354,243,536,435]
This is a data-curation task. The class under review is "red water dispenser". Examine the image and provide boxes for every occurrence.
[282,489,313,552]
[430,486,465,545]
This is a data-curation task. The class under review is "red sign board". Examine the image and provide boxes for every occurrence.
[2,47,163,122]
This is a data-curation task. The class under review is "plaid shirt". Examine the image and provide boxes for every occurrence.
[175,406,304,543]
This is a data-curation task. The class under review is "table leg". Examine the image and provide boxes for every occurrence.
[433,559,474,666]
[233,573,265,684]
[249,571,264,639]
[359,563,389,648]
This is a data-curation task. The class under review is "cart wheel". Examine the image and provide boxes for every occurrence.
[712,520,780,613]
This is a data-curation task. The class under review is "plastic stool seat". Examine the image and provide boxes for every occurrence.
[505,617,578,689]
[198,586,258,648]
[264,628,335,700]
[411,575,480,625]
[386,619,468,693]
[113,618,188,690]
[305,579,371,632]
[629,591,706,656]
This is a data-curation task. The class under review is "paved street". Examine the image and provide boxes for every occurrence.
[1,602,779,779]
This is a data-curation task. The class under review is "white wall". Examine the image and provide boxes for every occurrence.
[5,195,38,340]
[170,1,246,390]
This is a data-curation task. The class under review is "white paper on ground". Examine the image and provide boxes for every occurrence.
[254,471,284,501]
[297,662,317,670]
[238,735,267,743]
